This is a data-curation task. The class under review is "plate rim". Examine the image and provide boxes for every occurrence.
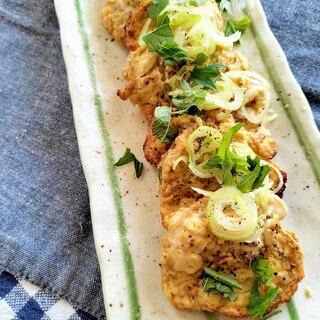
[54,0,320,319]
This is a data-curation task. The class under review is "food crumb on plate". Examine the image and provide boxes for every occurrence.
[305,287,312,298]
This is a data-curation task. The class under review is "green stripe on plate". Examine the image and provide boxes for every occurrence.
[74,0,141,319]
[243,6,320,188]
[243,4,308,320]
[287,299,300,320]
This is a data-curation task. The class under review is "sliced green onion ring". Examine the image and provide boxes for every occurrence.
[186,126,222,161]
[194,186,259,241]
[192,186,214,198]
[199,74,245,111]
[226,71,271,123]
[226,71,270,87]
[159,1,240,59]
[241,85,271,123]
[261,160,284,195]
[172,155,188,170]
[212,31,241,45]
[230,141,256,159]
[183,126,223,180]
[189,162,222,181]
[166,65,193,93]
[138,18,152,47]
[253,190,287,221]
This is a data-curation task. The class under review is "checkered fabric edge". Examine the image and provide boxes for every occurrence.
[0,271,97,320]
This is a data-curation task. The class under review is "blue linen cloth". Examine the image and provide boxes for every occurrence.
[0,1,319,320]
[0,1,105,319]
[0,271,96,320]
[261,0,320,127]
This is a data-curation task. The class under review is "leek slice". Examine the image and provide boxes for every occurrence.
[160,1,240,59]
[226,71,271,123]
[261,160,285,195]
[172,155,188,170]
[189,162,222,181]
[185,126,223,179]
[230,141,256,159]
[205,187,258,241]
[199,74,245,111]
[186,126,222,161]
[138,18,152,47]
[226,71,270,87]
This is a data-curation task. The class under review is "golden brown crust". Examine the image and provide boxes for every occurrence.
[123,1,151,51]
[100,0,130,43]
[264,225,304,311]
[117,46,165,120]
[144,121,170,166]
[100,0,149,45]
[247,135,277,161]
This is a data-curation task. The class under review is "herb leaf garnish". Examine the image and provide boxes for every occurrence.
[152,106,178,144]
[115,148,144,178]
[190,64,225,90]
[157,40,190,66]
[246,258,281,319]
[194,53,208,65]
[147,0,169,19]
[225,16,251,44]
[237,157,270,193]
[246,281,280,318]
[203,267,242,301]
[114,148,135,166]
[172,80,206,114]
[133,158,144,178]
[143,14,190,66]
[252,258,275,285]
[143,15,172,51]
[203,124,247,185]
[217,124,242,158]
[216,0,232,15]
[203,278,237,300]
[204,267,242,289]
[203,124,270,191]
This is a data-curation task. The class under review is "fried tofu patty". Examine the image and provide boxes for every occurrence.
[160,204,304,317]
[144,110,277,166]
[101,0,251,120]
[158,120,278,227]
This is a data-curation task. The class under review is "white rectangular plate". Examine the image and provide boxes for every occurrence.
[54,1,320,319]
